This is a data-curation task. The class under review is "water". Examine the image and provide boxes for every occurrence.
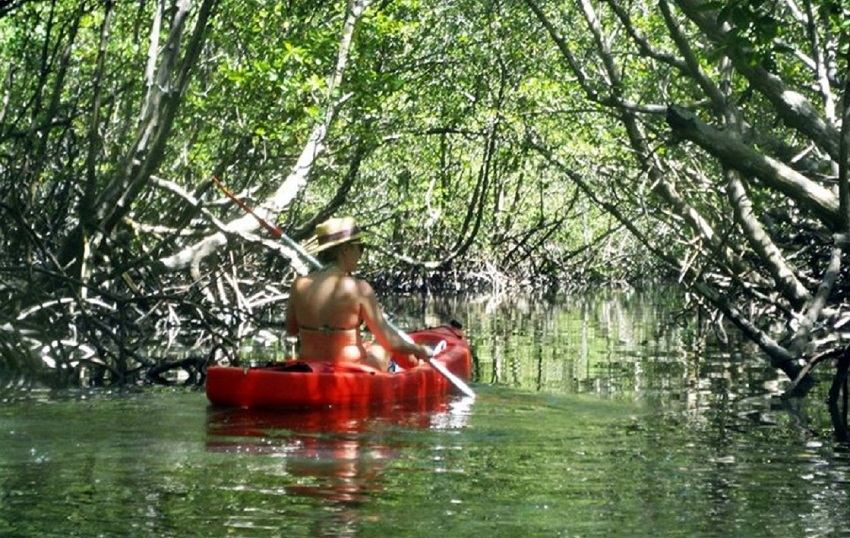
[2,289,850,537]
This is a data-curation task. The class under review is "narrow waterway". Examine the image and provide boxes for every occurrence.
[1,289,848,537]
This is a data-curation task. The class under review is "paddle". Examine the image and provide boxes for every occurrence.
[211,177,475,398]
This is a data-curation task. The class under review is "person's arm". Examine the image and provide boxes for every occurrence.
[357,280,431,360]
[284,278,300,337]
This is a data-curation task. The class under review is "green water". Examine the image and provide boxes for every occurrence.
[2,290,850,537]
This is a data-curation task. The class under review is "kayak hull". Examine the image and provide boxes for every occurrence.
[205,325,472,409]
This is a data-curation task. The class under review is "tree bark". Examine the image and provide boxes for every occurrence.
[290,138,370,240]
[725,169,810,308]
[675,0,841,162]
[83,1,114,220]
[828,352,849,442]
[838,44,850,231]
[53,0,217,280]
[27,3,83,197]
[140,0,166,125]
[94,0,217,241]
[694,282,803,380]
[529,0,754,280]
[667,105,840,228]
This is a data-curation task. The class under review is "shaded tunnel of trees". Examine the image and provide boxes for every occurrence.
[0,0,848,438]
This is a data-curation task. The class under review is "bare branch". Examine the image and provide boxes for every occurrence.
[725,169,810,308]
[667,105,841,228]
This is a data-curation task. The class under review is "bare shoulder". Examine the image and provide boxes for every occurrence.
[292,274,310,290]
[355,278,376,298]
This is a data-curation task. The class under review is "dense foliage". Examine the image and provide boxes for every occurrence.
[0,0,848,436]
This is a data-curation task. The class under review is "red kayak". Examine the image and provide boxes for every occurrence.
[205,324,472,409]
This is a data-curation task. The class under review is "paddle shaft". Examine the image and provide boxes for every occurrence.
[212,177,475,398]
[211,176,323,268]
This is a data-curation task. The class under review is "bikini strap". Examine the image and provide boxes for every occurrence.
[299,324,357,333]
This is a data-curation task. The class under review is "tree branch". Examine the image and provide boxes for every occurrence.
[159,0,371,272]
[675,0,841,162]
[725,169,810,308]
[667,105,840,228]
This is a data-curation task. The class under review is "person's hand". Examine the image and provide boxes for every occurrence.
[413,344,432,361]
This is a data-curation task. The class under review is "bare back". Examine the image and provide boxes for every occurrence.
[287,271,363,331]
[284,219,429,369]
[285,268,426,368]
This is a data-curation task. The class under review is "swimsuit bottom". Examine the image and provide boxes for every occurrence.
[298,326,364,363]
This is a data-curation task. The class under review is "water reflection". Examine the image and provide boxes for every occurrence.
[385,289,789,416]
[0,288,792,415]
[4,285,850,536]
[205,397,472,496]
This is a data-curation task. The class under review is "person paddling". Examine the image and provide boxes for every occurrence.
[284,217,432,371]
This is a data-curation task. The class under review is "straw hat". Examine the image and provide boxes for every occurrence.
[305,217,364,254]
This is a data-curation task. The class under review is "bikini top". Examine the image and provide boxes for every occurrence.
[298,316,363,334]
[298,323,362,352]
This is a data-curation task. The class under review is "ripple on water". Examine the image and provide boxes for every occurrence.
[3,291,850,536]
